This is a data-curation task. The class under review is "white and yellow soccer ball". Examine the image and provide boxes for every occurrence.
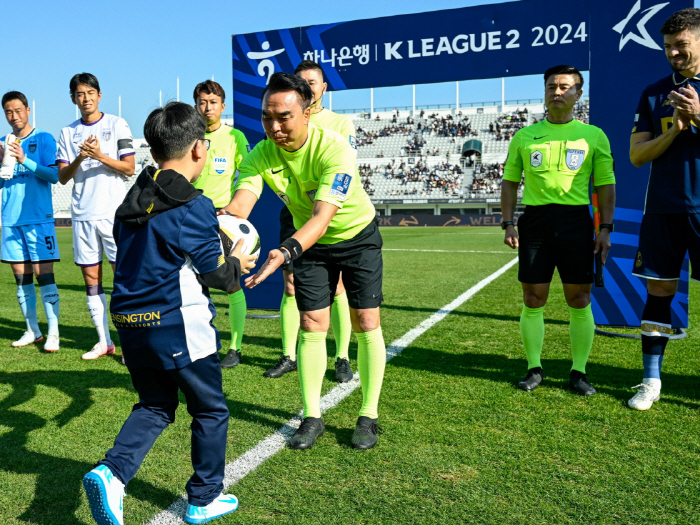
[217,214,261,259]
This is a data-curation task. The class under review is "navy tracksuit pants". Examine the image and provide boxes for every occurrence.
[99,353,229,506]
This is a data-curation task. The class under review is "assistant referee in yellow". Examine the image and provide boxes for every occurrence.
[501,65,616,396]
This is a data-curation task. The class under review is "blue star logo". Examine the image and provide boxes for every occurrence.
[613,1,669,51]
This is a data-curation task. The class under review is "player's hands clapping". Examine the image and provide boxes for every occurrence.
[231,238,258,275]
[79,135,103,161]
[669,84,700,124]
[244,249,285,288]
[503,225,519,249]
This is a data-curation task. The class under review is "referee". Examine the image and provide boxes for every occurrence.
[222,73,386,450]
[192,80,250,369]
[628,9,700,410]
[501,65,616,396]
[264,60,355,382]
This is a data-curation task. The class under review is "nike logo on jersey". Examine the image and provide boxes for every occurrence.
[271,167,286,174]
[533,136,548,140]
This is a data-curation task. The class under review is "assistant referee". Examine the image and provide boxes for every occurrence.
[501,65,616,396]
[222,73,386,450]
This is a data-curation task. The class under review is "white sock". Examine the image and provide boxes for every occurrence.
[99,293,112,346]
[87,294,107,345]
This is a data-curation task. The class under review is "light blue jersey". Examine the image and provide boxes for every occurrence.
[0,129,58,227]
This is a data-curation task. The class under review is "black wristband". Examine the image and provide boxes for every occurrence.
[501,220,515,230]
[279,237,303,261]
[599,223,614,233]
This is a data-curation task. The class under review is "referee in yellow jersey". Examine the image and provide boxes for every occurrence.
[264,61,356,381]
[501,65,616,395]
[192,80,250,369]
[222,73,386,450]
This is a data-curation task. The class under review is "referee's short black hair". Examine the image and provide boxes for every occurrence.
[543,65,584,91]
[144,102,206,162]
[294,60,325,81]
[661,8,700,36]
[69,73,101,98]
[2,91,29,109]
[262,73,313,111]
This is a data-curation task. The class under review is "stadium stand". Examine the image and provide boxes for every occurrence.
[0,102,590,222]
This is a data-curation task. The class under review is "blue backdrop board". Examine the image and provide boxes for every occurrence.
[233,0,691,328]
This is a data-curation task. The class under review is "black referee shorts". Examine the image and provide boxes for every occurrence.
[294,219,383,312]
[279,207,297,271]
[517,204,594,285]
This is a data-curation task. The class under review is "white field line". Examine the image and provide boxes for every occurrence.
[147,256,519,525]
[384,248,512,254]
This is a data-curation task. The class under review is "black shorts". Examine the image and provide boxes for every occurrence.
[517,204,594,284]
[294,220,383,312]
[632,213,700,282]
[279,207,296,271]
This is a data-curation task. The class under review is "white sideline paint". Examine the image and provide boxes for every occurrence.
[384,248,512,254]
[147,256,519,525]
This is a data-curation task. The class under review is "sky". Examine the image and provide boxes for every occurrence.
[0,0,689,139]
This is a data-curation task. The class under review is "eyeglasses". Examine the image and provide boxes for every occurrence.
[193,138,210,152]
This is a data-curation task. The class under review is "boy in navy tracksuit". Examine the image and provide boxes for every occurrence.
[82,102,257,525]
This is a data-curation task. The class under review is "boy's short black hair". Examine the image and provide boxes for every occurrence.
[294,60,325,81]
[543,65,584,91]
[2,91,29,109]
[262,72,313,110]
[144,102,206,162]
[661,8,700,36]
[70,73,101,98]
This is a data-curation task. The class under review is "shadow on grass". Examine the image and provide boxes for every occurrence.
[0,370,179,525]
[381,304,569,325]
[388,348,700,408]
[0,316,118,353]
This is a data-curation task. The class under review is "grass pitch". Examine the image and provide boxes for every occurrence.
[0,226,699,524]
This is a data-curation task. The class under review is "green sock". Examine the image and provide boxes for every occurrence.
[331,291,352,360]
[280,293,300,360]
[520,304,545,369]
[569,304,595,374]
[298,330,328,419]
[228,289,246,351]
[356,327,386,419]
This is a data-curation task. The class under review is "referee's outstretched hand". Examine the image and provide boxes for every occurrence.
[245,249,284,288]
[503,225,519,249]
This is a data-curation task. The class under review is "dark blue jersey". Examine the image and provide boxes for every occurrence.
[633,73,700,214]
[110,167,240,370]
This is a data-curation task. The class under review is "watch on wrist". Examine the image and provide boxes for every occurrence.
[501,220,515,230]
[599,223,614,233]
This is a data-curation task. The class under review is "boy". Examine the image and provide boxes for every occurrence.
[82,102,256,525]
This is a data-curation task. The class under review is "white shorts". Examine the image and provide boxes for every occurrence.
[73,218,117,267]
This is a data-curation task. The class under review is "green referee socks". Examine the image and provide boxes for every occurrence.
[331,291,352,360]
[356,327,386,419]
[298,330,328,419]
[569,304,595,374]
[228,289,246,351]
[280,293,300,360]
[520,304,545,369]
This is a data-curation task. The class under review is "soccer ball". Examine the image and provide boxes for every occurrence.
[218,214,261,259]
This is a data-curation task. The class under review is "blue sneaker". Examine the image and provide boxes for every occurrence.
[184,493,239,524]
[83,465,124,525]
